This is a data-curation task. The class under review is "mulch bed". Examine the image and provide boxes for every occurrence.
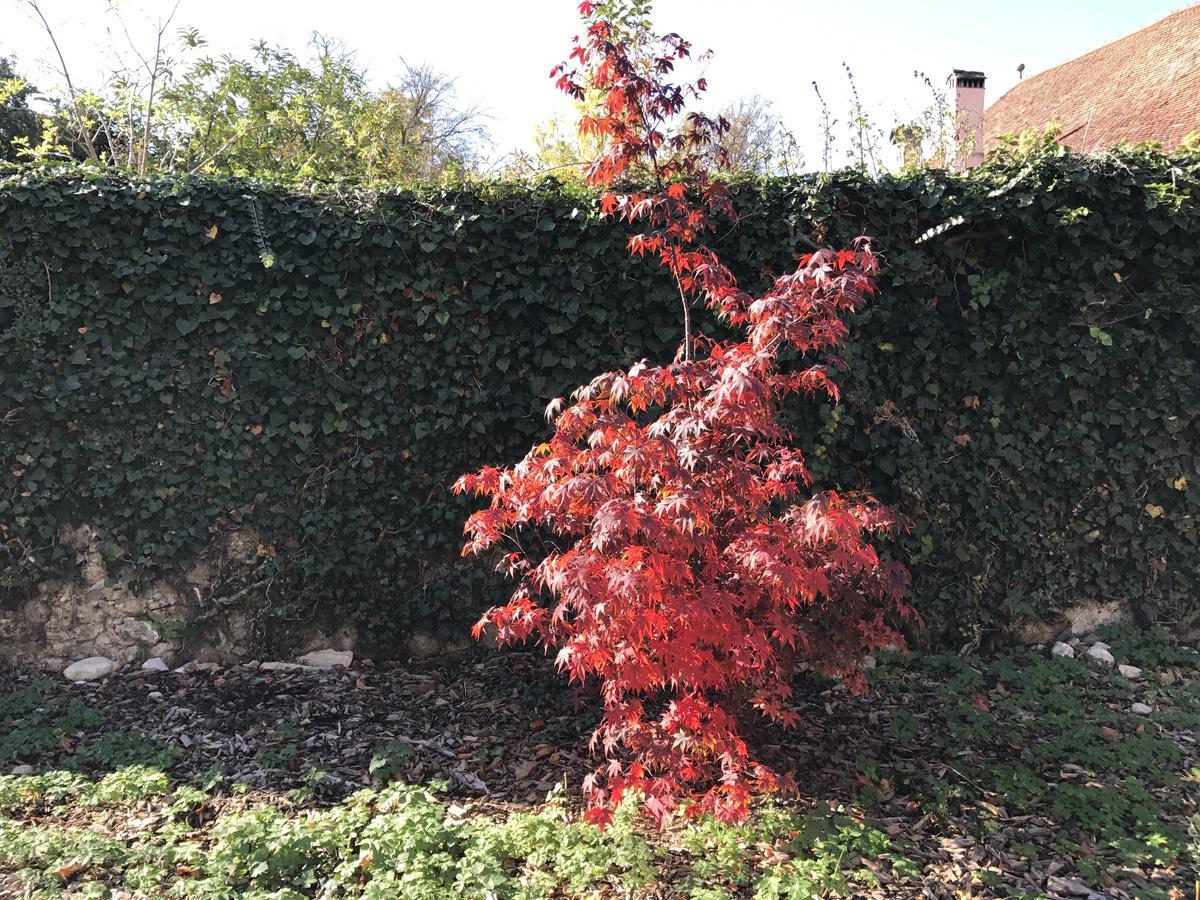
[1,646,1197,898]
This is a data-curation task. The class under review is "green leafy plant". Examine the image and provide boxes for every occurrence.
[88,765,170,805]
[72,730,181,771]
[255,741,299,771]
[1096,624,1200,669]
[0,683,103,764]
[368,740,413,783]
[681,802,900,898]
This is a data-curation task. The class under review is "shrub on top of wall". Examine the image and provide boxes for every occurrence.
[0,146,1196,653]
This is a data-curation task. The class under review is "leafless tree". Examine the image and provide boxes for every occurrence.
[382,60,489,179]
[711,96,803,175]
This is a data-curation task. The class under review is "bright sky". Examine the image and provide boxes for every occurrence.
[1,0,1191,169]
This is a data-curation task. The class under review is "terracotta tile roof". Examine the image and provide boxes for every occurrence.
[983,3,1200,152]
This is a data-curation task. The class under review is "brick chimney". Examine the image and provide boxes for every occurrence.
[948,69,986,169]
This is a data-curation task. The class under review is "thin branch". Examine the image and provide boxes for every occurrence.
[117,0,181,174]
[26,0,100,162]
[633,92,692,362]
[186,126,263,175]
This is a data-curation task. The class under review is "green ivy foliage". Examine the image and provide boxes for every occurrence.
[0,146,1196,651]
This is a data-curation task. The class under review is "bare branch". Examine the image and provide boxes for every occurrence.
[140,3,182,174]
[25,0,100,162]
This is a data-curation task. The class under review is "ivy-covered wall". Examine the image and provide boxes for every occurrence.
[1,148,1197,654]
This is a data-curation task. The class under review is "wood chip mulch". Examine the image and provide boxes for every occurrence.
[1,648,1196,899]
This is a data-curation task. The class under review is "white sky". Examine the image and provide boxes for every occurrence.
[1,0,1190,169]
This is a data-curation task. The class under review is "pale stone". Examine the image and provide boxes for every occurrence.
[1065,600,1127,637]
[1046,875,1094,897]
[63,656,119,681]
[174,661,219,674]
[299,622,357,656]
[260,661,318,672]
[1016,620,1060,644]
[81,585,107,604]
[1117,664,1143,679]
[115,619,160,645]
[141,657,169,672]
[56,615,103,645]
[190,647,221,665]
[22,600,51,625]
[297,648,353,669]
[79,557,107,585]
[1085,645,1115,665]
[473,621,498,651]
[144,582,188,613]
[408,632,442,657]
[1051,641,1075,658]
[10,765,33,775]
[1130,702,1152,714]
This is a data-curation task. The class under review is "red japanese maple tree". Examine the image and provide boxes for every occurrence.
[455,0,913,824]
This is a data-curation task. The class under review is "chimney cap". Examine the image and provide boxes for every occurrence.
[949,69,986,88]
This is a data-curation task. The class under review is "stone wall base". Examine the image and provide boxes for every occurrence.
[0,525,460,672]
[2,526,1161,673]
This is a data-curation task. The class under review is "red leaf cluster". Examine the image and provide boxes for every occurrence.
[455,0,913,825]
